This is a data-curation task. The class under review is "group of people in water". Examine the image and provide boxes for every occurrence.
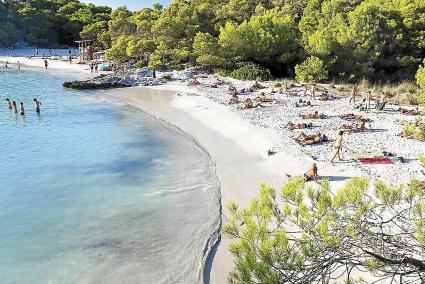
[5,98,41,116]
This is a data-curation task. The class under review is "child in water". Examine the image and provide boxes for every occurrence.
[12,101,17,113]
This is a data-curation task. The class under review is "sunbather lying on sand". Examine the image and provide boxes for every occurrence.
[255,93,276,103]
[341,120,366,133]
[296,132,328,145]
[304,163,318,181]
[397,107,420,115]
[286,122,313,130]
[338,113,370,122]
[250,80,266,91]
[229,94,239,105]
[295,99,311,107]
[301,111,326,119]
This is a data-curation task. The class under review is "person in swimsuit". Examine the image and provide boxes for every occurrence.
[44,59,48,70]
[311,83,317,99]
[331,131,344,162]
[304,163,318,181]
[6,98,12,110]
[12,101,17,113]
[34,98,41,113]
[17,61,21,71]
[19,102,25,115]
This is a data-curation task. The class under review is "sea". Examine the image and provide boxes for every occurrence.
[0,65,220,283]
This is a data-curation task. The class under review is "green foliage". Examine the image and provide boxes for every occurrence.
[225,178,425,283]
[229,63,272,81]
[0,0,112,48]
[295,56,328,83]
[418,153,425,167]
[417,59,425,105]
[219,10,299,72]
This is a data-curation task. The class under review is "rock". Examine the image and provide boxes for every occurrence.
[63,79,129,90]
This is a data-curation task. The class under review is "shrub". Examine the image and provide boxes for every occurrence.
[161,74,172,80]
[229,63,272,81]
[295,56,328,83]
[418,153,425,166]
[133,60,148,68]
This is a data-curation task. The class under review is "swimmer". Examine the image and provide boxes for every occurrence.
[19,102,25,115]
[5,98,12,110]
[12,101,17,113]
[34,98,41,113]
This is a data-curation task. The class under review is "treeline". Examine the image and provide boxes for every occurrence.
[0,0,111,48]
[96,0,425,83]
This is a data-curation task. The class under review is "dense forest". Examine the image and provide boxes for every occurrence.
[0,0,111,47]
[1,0,425,84]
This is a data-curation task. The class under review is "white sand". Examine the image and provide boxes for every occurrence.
[6,58,424,282]
[0,56,96,78]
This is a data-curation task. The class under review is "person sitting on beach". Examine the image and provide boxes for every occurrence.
[242,98,261,110]
[296,132,328,145]
[34,98,41,113]
[228,85,237,95]
[229,94,239,105]
[19,102,25,116]
[319,91,330,101]
[286,122,313,130]
[341,120,365,133]
[331,131,344,163]
[12,101,17,113]
[250,80,265,92]
[301,111,325,119]
[255,93,275,103]
[397,107,420,116]
[5,98,12,110]
[216,78,225,85]
[189,78,201,86]
[295,99,312,108]
[304,163,318,182]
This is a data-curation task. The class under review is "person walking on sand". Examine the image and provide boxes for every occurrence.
[34,98,41,113]
[95,62,99,74]
[349,85,358,104]
[303,84,308,96]
[12,101,17,113]
[366,90,372,110]
[331,131,344,163]
[19,102,25,116]
[311,83,317,99]
[5,98,12,110]
[44,59,48,70]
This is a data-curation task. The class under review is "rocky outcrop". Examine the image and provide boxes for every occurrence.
[63,70,163,90]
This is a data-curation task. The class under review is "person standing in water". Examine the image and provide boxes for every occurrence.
[331,131,344,163]
[17,61,21,71]
[5,98,12,110]
[34,98,41,113]
[44,59,48,70]
[12,101,17,113]
[19,102,25,115]
[5,61,9,70]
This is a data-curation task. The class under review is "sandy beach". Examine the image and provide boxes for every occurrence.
[4,56,425,283]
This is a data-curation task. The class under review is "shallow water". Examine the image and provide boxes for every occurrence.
[0,69,220,283]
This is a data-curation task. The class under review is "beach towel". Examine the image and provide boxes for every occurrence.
[358,157,394,165]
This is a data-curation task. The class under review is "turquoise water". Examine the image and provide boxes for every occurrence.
[0,69,220,283]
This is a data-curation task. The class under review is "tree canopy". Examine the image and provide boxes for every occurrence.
[0,0,111,48]
[224,178,425,283]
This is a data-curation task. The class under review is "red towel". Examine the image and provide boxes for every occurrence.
[358,157,394,165]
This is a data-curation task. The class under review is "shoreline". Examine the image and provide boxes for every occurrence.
[102,85,365,283]
[6,57,425,283]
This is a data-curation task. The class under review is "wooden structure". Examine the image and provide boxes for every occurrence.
[75,39,93,63]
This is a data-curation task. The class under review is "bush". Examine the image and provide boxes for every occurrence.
[295,56,328,83]
[133,60,148,68]
[229,63,272,81]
